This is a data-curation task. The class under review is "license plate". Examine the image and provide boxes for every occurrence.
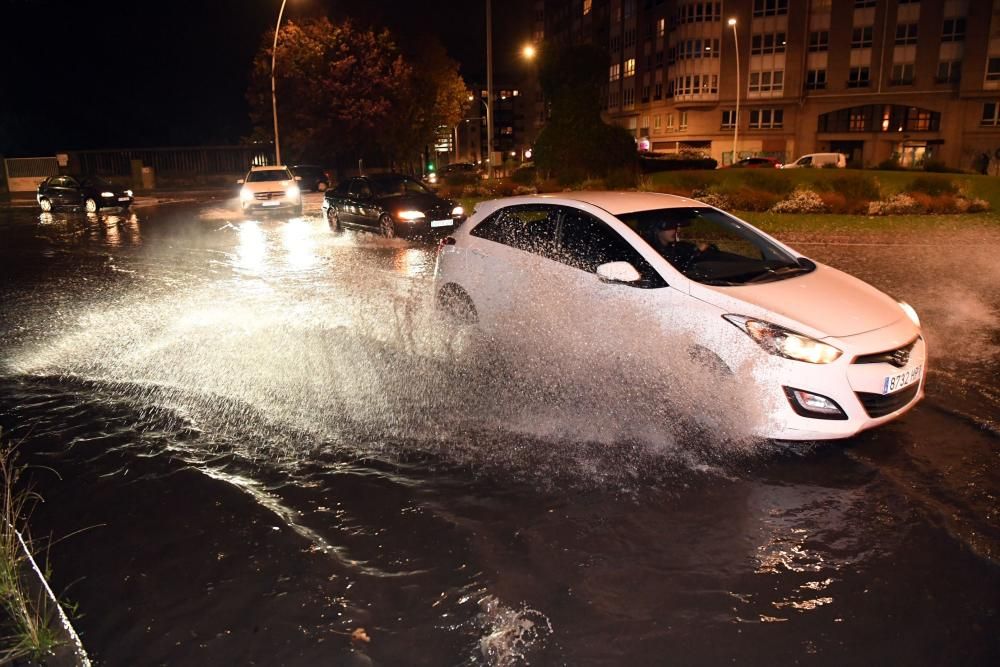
[882,364,923,394]
[431,219,453,228]
[262,201,281,207]
[118,197,130,201]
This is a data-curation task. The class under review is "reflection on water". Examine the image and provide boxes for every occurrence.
[235,220,267,272]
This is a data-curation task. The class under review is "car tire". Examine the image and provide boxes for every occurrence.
[436,284,478,325]
[327,207,342,232]
[84,197,99,214]
[39,198,52,212]
[379,213,396,238]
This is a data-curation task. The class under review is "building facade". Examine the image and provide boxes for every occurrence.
[541,0,1000,169]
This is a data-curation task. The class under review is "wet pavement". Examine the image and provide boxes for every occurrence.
[0,194,997,665]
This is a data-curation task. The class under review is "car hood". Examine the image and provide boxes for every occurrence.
[377,193,450,212]
[243,180,294,191]
[692,263,903,339]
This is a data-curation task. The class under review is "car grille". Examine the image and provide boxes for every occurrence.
[254,191,285,200]
[855,383,921,418]
[853,337,919,368]
[426,205,451,220]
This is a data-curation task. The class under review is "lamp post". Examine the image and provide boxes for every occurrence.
[271,0,289,165]
[486,0,495,179]
[728,17,739,166]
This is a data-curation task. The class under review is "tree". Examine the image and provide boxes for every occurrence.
[247,17,409,167]
[533,44,638,185]
[377,42,470,171]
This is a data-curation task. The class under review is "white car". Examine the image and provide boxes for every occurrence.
[434,192,925,441]
[782,152,847,169]
[237,165,302,215]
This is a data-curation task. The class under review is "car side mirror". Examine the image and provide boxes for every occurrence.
[237,179,245,185]
[596,261,642,284]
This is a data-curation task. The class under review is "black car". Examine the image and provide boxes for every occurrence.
[322,173,465,238]
[36,175,134,213]
[290,165,330,192]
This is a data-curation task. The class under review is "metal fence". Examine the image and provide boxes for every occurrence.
[73,145,274,177]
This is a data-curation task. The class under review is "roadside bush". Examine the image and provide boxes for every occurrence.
[867,193,922,215]
[876,158,903,171]
[444,172,480,187]
[654,171,716,195]
[726,186,783,211]
[639,154,718,172]
[906,175,958,197]
[730,170,795,195]
[491,180,521,197]
[921,160,963,173]
[963,196,990,212]
[689,188,731,209]
[769,188,828,214]
[817,191,848,213]
[829,174,880,202]
[509,166,537,186]
[578,177,607,191]
[606,166,639,189]
[536,178,563,193]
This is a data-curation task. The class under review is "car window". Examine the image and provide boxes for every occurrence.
[369,176,431,197]
[471,204,560,257]
[50,176,68,187]
[348,179,372,199]
[618,207,806,286]
[798,156,812,166]
[554,209,666,288]
[247,169,292,182]
[333,181,350,195]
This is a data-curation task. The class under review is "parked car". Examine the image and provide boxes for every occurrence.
[238,165,302,215]
[727,157,782,169]
[782,153,847,169]
[290,165,331,192]
[434,192,925,441]
[322,173,465,238]
[36,175,133,213]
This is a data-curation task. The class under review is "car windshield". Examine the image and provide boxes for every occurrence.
[369,176,431,197]
[617,207,810,286]
[81,177,115,188]
[247,169,292,182]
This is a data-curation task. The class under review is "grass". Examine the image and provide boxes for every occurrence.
[0,436,63,663]
[737,211,1000,235]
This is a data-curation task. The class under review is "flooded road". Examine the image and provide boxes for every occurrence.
[0,196,997,665]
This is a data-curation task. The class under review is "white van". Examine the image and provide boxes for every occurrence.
[782,153,847,169]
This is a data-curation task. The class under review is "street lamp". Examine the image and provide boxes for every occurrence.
[522,44,537,60]
[486,0,495,179]
[728,17,739,166]
[271,0,289,165]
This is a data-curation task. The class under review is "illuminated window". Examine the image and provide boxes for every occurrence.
[657,18,665,37]
[849,108,867,131]
[625,58,636,77]
[583,0,592,15]
[610,63,621,81]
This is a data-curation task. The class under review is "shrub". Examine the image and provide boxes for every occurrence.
[491,180,521,197]
[867,193,922,215]
[906,175,958,197]
[964,196,990,212]
[818,191,848,213]
[769,188,828,214]
[606,166,639,189]
[656,171,716,195]
[876,158,903,171]
[727,186,783,211]
[536,178,562,193]
[509,166,537,186]
[444,172,480,187]
[689,189,731,209]
[639,155,718,172]
[730,170,795,195]
[829,174,880,202]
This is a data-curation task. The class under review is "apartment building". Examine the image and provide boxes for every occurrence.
[541,0,1000,169]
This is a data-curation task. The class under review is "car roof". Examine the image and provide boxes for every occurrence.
[479,191,704,216]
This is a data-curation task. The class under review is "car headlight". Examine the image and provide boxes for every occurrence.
[898,301,920,328]
[396,210,425,221]
[451,205,464,217]
[125,189,133,197]
[240,187,253,201]
[723,315,842,364]
[285,184,300,199]
[101,191,115,197]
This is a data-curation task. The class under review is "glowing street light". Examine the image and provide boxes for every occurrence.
[522,44,537,60]
[728,17,740,166]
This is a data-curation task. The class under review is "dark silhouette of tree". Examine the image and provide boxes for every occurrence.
[534,44,637,185]
[247,17,408,168]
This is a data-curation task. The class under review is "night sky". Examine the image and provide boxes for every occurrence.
[1,0,533,156]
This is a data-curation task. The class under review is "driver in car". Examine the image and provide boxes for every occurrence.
[647,220,712,269]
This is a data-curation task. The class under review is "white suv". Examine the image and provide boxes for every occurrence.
[238,166,302,215]
[434,192,925,441]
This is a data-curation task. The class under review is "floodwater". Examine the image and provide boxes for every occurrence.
[0,195,997,666]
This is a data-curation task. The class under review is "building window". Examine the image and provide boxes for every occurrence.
[678,2,722,23]
[942,18,966,42]
[677,38,721,60]
[674,73,719,96]
[654,115,662,130]
[818,104,940,133]
[654,82,663,99]
[908,108,933,131]
[751,32,787,55]
[891,63,915,85]
[642,84,650,102]
[625,58,636,77]
[895,23,918,45]
[936,60,961,83]
[583,0,592,15]
[749,109,783,129]
[981,102,1000,126]
[854,0,875,7]
[806,69,827,90]
[657,18,665,37]
[721,110,736,129]
[752,0,788,17]
[624,87,635,107]
[808,31,829,52]
[610,64,621,81]
[849,108,867,131]
[848,66,871,87]
[666,112,675,129]
[851,26,873,49]
[749,70,784,94]
[988,58,1000,82]
[679,111,688,130]
[624,28,636,48]
[624,0,635,19]
[898,0,920,4]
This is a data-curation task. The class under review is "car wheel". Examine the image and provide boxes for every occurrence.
[84,197,99,213]
[317,181,328,192]
[327,207,342,231]
[379,213,396,238]
[39,198,52,212]
[436,284,478,325]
